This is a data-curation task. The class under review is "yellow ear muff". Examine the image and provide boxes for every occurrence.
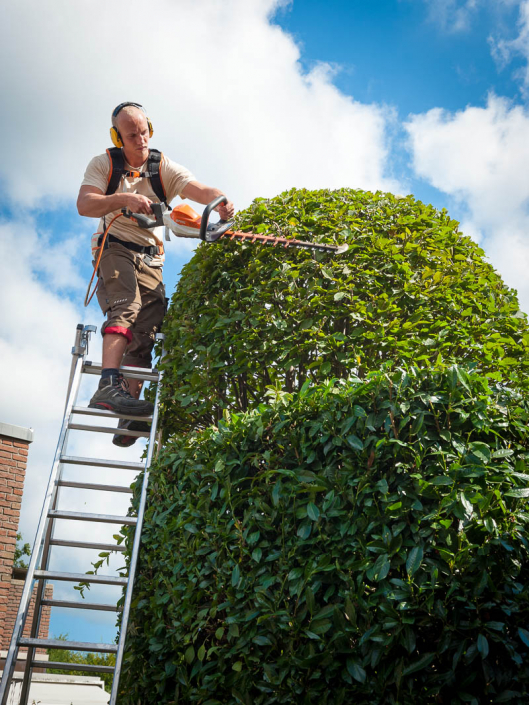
[146,118,154,138]
[109,126,123,148]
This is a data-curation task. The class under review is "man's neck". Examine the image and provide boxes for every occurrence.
[122,148,149,168]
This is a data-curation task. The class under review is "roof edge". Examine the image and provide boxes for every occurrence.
[0,422,34,444]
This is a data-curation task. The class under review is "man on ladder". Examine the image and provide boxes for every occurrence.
[77,101,234,446]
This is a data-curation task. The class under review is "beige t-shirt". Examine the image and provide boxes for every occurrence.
[81,150,196,266]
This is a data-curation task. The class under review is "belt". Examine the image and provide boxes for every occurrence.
[98,233,161,257]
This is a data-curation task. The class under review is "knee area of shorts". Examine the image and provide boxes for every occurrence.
[101,323,133,343]
[122,352,152,369]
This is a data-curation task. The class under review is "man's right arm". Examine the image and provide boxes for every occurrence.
[77,186,154,217]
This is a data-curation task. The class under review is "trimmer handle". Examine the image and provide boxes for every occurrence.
[200,196,228,241]
[121,202,166,229]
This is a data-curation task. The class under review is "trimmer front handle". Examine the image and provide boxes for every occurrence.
[200,196,234,242]
[121,202,166,229]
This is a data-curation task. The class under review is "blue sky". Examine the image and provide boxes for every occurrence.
[277,0,523,112]
[1,0,529,648]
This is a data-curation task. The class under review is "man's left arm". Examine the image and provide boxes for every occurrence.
[181,181,235,221]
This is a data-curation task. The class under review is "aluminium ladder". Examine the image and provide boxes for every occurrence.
[0,323,165,705]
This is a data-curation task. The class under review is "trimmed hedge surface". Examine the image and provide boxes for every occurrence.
[120,367,529,704]
[160,188,529,437]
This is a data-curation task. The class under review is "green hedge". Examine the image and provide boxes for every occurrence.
[120,366,529,704]
[160,188,529,436]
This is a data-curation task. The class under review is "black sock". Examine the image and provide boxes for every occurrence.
[101,367,120,381]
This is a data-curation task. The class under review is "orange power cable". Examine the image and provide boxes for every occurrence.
[84,213,123,307]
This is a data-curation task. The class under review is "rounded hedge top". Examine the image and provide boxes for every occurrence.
[160,188,529,436]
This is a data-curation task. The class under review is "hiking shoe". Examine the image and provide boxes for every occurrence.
[89,375,154,416]
[112,418,151,448]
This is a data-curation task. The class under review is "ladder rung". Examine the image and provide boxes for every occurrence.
[48,509,137,525]
[33,659,115,674]
[68,422,150,437]
[72,406,153,422]
[60,455,144,471]
[41,598,122,612]
[21,637,117,653]
[34,570,127,586]
[57,479,134,494]
[83,361,159,382]
[49,538,126,552]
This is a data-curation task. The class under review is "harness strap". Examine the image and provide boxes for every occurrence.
[105,148,167,205]
[98,233,163,257]
[105,147,124,197]
[146,149,167,205]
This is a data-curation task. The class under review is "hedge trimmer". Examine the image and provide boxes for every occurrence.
[85,197,348,306]
[122,196,349,255]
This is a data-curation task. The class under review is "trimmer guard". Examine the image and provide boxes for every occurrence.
[163,204,233,241]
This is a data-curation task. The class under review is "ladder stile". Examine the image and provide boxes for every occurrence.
[0,325,165,705]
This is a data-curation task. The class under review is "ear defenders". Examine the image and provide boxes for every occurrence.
[110,102,153,148]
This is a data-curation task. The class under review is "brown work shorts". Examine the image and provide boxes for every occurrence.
[96,241,166,368]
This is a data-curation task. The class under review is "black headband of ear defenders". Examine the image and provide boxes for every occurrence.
[112,102,146,119]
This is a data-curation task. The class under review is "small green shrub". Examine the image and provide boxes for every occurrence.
[14,531,30,568]
[160,188,529,436]
[47,634,116,692]
[121,366,529,704]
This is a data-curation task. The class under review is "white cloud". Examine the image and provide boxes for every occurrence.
[422,0,483,32]
[405,93,529,312]
[489,0,529,94]
[0,217,101,541]
[0,0,398,211]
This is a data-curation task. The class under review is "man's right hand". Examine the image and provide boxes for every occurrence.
[125,194,153,214]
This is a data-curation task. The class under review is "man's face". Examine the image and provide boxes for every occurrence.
[117,109,150,165]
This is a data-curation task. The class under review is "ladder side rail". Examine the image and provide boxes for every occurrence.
[63,324,84,415]
[110,344,165,705]
[0,339,88,705]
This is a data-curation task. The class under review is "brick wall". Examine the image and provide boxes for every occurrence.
[0,425,33,646]
[0,423,53,664]
[3,577,53,648]
[2,578,53,669]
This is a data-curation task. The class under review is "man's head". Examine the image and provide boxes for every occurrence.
[110,102,153,166]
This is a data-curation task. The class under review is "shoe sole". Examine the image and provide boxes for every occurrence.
[112,420,151,448]
[112,434,138,448]
[89,401,154,416]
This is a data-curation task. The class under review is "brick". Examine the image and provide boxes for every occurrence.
[0,451,13,459]
[13,442,29,450]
